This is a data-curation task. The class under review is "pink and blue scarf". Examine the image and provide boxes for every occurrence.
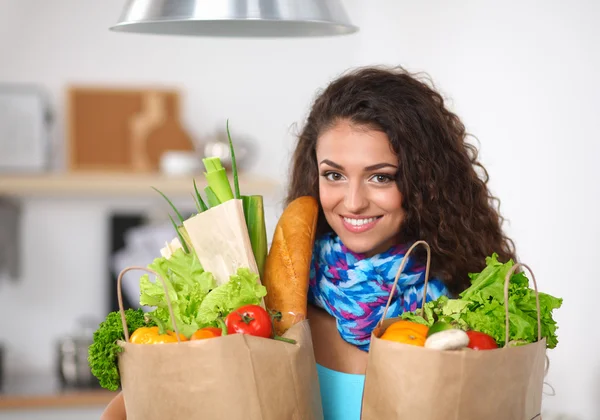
[308,233,449,351]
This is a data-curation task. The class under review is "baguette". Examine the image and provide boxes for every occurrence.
[263,196,319,336]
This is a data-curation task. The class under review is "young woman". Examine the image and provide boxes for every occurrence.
[287,66,516,419]
[100,65,516,420]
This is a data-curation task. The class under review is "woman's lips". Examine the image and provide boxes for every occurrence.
[340,216,382,233]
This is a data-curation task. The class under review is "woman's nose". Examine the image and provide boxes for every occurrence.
[344,182,369,213]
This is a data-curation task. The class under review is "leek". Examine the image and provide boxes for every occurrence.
[153,186,191,253]
[227,119,241,199]
[191,193,203,213]
[193,179,208,212]
[169,215,190,254]
[242,195,268,278]
[152,187,184,223]
[225,121,268,277]
[203,157,234,203]
[204,186,221,208]
[178,224,193,253]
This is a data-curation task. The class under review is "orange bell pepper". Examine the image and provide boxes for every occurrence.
[380,320,429,347]
[190,327,222,341]
[167,330,189,342]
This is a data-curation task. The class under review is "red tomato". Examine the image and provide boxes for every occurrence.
[466,330,499,350]
[225,304,273,339]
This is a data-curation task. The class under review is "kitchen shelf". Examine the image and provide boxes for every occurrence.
[0,372,117,411]
[0,172,282,198]
[0,390,117,410]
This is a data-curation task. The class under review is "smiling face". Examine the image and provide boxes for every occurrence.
[316,119,405,257]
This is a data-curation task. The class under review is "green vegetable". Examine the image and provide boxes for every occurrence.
[401,253,562,348]
[193,179,208,212]
[203,157,234,204]
[216,318,229,336]
[152,187,185,223]
[204,186,221,208]
[197,267,267,325]
[139,250,266,337]
[426,321,454,337]
[168,215,190,254]
[177,224,192,252]
[140,249,216,338]
[401,296,469,329]
[242,195,268,278]
[88,309,155,391]
[152,187,191,253]
[226,119,241,199]
[225,123,267,278]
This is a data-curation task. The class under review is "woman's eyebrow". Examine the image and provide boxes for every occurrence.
[319,159,398,171]
[364,163,398,171]
[319,159,344,169]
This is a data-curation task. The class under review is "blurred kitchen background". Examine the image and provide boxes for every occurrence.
[0,1,597,419]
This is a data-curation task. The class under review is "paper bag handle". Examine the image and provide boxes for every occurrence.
[117,266,182,343]
[378,240,431,327]
[503,263,542,346]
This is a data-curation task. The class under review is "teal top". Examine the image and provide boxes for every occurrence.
[316,364,365,420]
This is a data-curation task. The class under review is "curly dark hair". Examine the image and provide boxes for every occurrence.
[286,65,516,296]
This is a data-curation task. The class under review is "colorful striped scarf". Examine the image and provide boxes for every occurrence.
[308,233,449,351]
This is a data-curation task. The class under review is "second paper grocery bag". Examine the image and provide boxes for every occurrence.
[362,241,549,420]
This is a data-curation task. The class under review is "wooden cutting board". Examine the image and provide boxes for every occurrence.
[68,87,195,172]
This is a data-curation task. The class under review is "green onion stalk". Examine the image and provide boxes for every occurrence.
[226,120,268,278]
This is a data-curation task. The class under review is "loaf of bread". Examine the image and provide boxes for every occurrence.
[263,196,319,336]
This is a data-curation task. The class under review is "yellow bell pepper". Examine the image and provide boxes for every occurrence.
[129,326,182,344]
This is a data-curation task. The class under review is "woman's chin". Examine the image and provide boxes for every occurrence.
[335,230,397,257]
[338,237,381,257]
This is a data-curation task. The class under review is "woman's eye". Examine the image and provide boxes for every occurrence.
[325,172,344,181]
[371,174,394,184]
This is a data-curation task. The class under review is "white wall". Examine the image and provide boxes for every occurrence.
[0,0,598,418]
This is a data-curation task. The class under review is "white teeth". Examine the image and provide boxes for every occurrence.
[344,217,378,226]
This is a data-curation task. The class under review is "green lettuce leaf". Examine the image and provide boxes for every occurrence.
[138,249,267,337]
[139,249,217,338]
[457,255,562,348]
[401,295,470,328]
[460,253,511,301]
[197,267,267,325]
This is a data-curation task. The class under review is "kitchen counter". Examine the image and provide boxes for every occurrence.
[0,372,116,411]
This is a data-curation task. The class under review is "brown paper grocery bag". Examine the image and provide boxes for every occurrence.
[362,241,547,420]
[116,267,324,420]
